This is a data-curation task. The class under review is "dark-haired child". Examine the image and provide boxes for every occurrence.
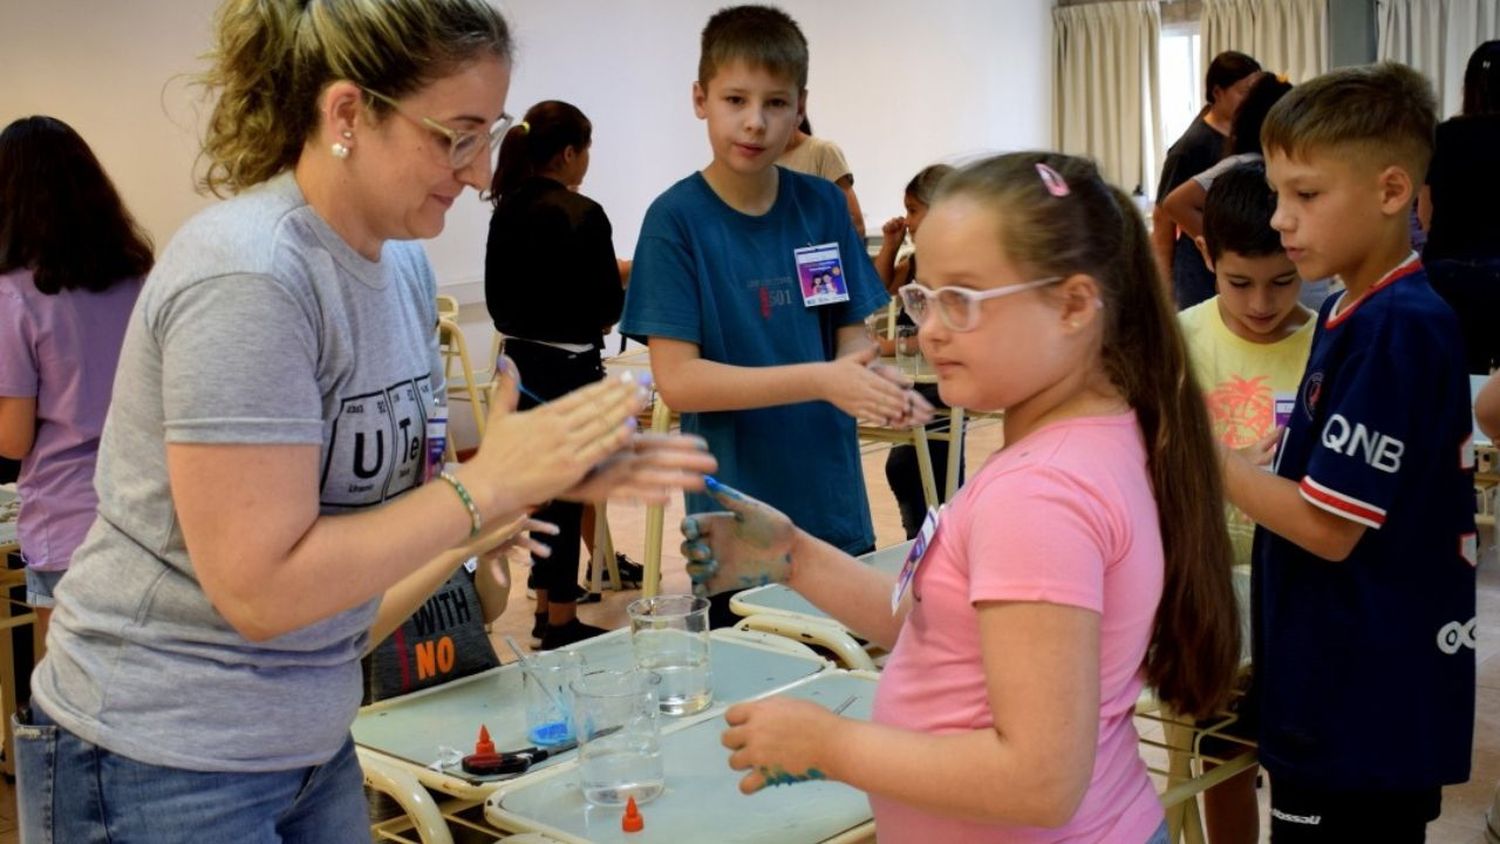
[486,100,628,649]
[620,4,928,624]
[1179,160,1313,844]
[1222,63,1476,842]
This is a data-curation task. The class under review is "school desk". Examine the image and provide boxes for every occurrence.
[0,486,38,779]
[484,669,879,844]
[353,627,829,840]
[0,485,16,555]
[1474,374,1497,527]
[728,541,913,671]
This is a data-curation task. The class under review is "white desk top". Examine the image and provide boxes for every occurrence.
[486,670,878,844]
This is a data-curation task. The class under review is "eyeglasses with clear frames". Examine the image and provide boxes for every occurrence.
[897,277,1063,332]
[360,87,514,170]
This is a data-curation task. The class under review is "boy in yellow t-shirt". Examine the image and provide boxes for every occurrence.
[1181,161,1315,566]
[1178,159,1313,844]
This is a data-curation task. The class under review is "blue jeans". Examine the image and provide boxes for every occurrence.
[23,567,64,608]
[14,704,369,843]
[1146,818,1170,843]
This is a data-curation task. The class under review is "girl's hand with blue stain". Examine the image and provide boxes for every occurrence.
[679,478,796,597]
[721,696,839,794]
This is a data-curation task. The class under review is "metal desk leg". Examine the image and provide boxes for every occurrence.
[944,407,965,502]
[587,503,620,595]
[911,425,940,511]
[0,567,35,780]
[642,400,673,598]
[359,748,456,844]
[1163,717,1207,844]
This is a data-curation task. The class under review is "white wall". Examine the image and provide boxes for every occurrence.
[2,0,1052,450]
[0,1,221,253]
[2,0,1053,299]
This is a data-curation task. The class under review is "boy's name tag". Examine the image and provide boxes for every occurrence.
[891,506,940,613]
[794,243,850,307]
[1273,392,1296,430]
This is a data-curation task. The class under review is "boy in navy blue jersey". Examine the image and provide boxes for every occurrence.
[621,5,930,623]
[1220,63,1476,842]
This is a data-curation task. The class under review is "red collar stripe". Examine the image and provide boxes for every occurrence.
[1326,253,1423,329]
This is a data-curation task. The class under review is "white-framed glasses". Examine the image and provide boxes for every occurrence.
[897,277,1062,332]
[361,87,514,170]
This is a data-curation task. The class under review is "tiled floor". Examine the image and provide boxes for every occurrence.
[0,420,1494,843]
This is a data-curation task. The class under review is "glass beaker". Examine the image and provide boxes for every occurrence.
[627,595,712,716]
[570,670,665,806]
[895,325,921,376]
[523,649,584,747]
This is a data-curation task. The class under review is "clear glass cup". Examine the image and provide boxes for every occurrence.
[627,594,712,716]
[570,669,665,806]
[896,325,921,376]
[523,649,584,747]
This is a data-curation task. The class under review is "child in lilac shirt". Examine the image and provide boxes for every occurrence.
[681,153,1241,842]
[0,116,150,629]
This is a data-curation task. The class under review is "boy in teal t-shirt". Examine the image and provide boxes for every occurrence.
[620,5,928,620]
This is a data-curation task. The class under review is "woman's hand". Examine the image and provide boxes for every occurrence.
[462,359,648,514]
[679,479,795,597]
[722,696,844,794]
[562,433,718,504]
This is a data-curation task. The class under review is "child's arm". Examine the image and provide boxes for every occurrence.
[835,175,867,239]
[873,217,907,292]
[473,548,512,625]
[365,514,548,649]
[649,334,914,424]
[0,396,36,459]
[1161,178,1209,241]
[1150,205,1177,293]
[1220,442,1365,561]
[1478,371,1500,440]
[723,600,1100,827]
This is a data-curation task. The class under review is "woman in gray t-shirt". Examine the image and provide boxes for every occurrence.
[16,2,713,841]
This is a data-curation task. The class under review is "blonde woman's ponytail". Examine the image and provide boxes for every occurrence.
[195,0,512,196]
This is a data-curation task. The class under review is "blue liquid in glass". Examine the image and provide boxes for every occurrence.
[528,720,573,747]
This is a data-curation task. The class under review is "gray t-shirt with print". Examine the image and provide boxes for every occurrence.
[32,173,444,772]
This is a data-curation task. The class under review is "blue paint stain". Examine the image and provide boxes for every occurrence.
[758,766,823,788]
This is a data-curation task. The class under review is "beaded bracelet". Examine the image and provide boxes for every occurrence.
[437,471,482,538]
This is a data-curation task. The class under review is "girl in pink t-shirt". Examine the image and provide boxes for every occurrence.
[683,152,1241,842]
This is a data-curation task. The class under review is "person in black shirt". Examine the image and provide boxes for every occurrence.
[485,101,626,649]
[1420,40,1500,374]
[1153,51,1261,309]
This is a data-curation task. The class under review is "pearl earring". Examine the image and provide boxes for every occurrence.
[331,130,353,160]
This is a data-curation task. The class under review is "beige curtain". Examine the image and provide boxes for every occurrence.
[1202,0,1328,82]
[1053,1,1163,193]
[1379,0,1500,117]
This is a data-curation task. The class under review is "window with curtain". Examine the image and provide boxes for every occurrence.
[1379,0,1500,117]
[1053,0,1164,192]
[1202,0,1329,81]
[1161,23,1204,146]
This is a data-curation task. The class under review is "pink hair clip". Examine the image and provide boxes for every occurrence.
[1035,162,1071,197]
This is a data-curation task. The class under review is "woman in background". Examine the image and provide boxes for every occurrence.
[1421,40,1500,374]
[0,115,151,641]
